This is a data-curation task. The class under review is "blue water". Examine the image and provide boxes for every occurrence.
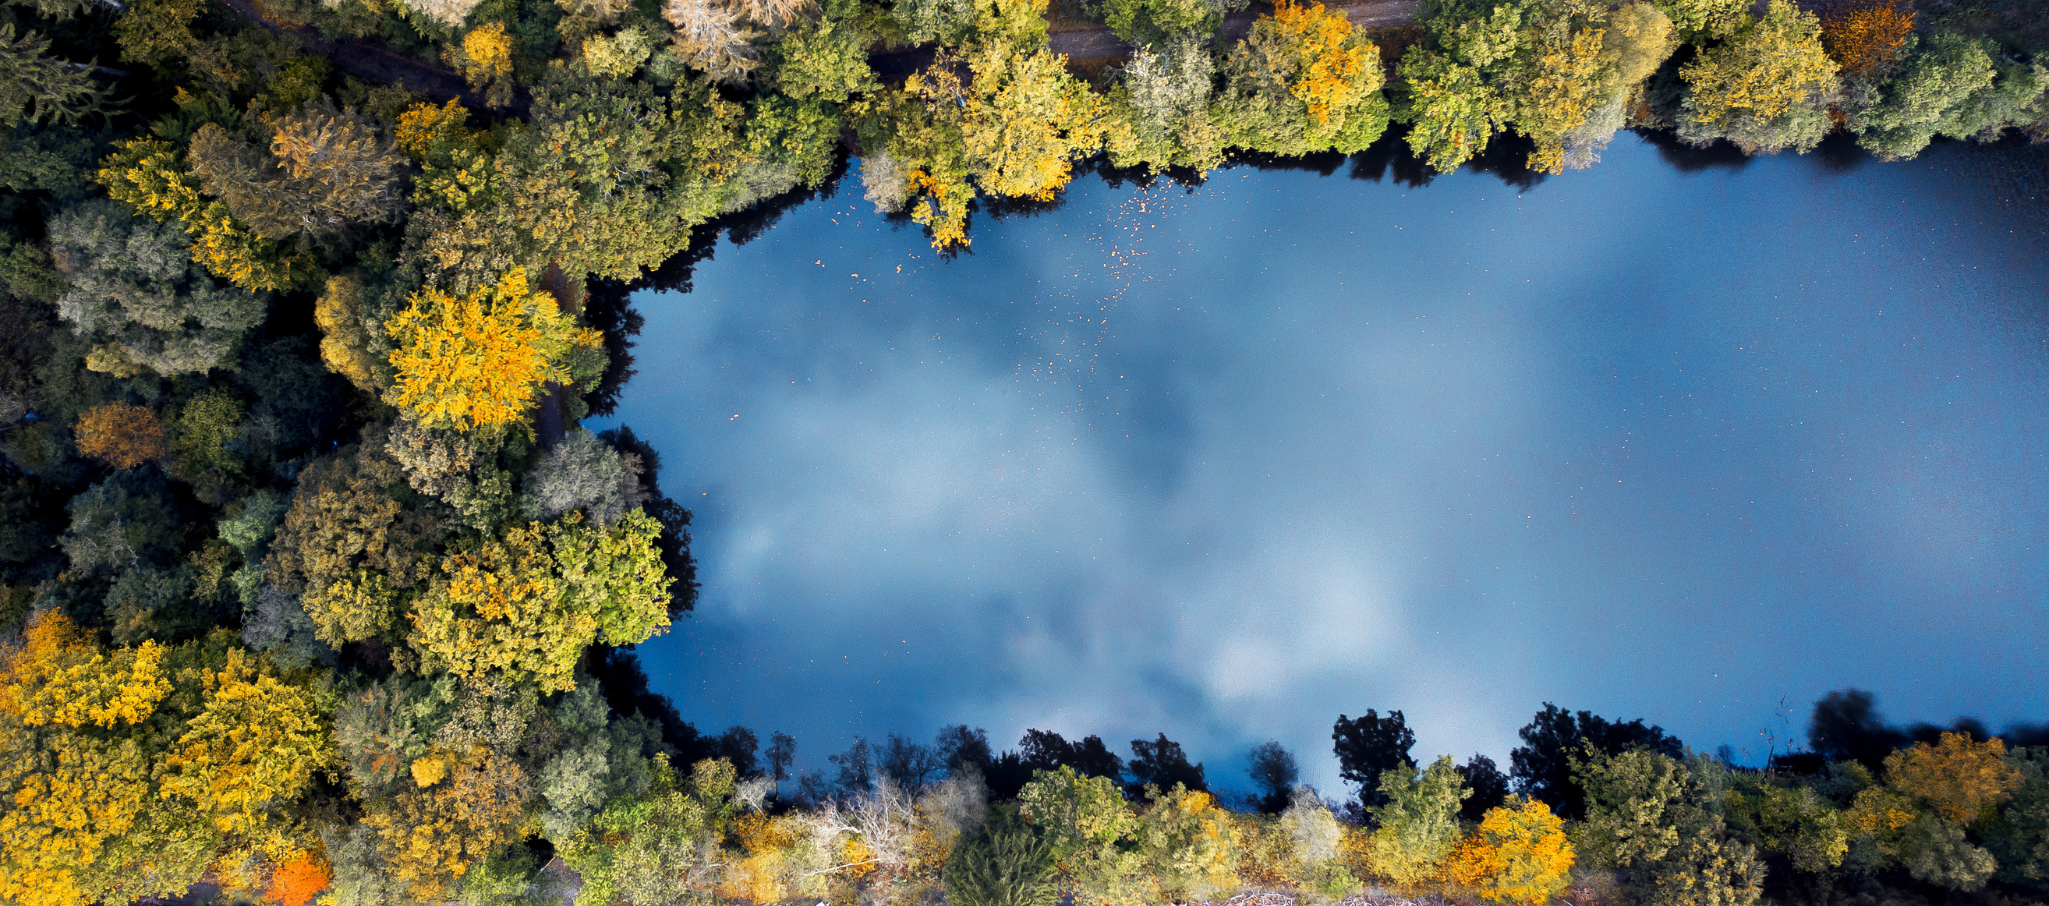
[594,133,2049,794]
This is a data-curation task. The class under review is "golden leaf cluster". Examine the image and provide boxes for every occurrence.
[386,267,600,432]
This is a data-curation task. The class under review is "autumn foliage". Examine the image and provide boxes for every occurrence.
[1820,0,1916,78]
[1882,732,2024,825]
[1445,796,1576,906]
[1269,0,1372,125]
[262,852,332,906]
[386,268,601,432]
[74,401,169,469]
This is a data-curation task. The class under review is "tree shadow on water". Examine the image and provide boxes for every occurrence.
[1635,126,1755,173]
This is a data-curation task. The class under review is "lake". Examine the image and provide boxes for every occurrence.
[592,131,2049,794]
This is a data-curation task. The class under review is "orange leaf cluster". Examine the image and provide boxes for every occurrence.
[1884,732,2024,825]
[1821,0,1915,78]
[74,402,169,470]
[1272,0,1368,124]
[1444,796,1574,906]
[262,852,332,906]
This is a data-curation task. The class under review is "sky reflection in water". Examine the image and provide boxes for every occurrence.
[593,134,2049,794]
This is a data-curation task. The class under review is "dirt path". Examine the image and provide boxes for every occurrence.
[533,261,584,448]
[216,0,525,113]
[1048,0,1421,59]
[218,0,1419,97]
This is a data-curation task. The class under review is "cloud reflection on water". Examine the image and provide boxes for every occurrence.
[599,134,2049,794]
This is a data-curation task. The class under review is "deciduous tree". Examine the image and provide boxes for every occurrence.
[386,268,600,432]
[407,510,673,692]
[1367,756,1468,886]
[1884,731,2023,825]
[1679,0,1838,153]
[1445,796,1574,906]
[74,401,168,469]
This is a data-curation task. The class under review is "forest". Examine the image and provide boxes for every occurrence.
[0,0,2045,897]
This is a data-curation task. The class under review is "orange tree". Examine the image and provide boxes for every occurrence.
[1446,795,1575,906]
[1884,732,2024,825]
[1820,0,1915,79]
[386,267,602,432]
[74,401,168,470]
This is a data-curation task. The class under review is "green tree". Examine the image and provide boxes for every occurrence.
[1576,748,1764,906]
[1855,33,2046,160]
[1367,755,1470,886]
[1218,0,1389,157]
[1678,0,1839,154]
[407,510,673,693]
[1103,0,1227,49]
[0,24,106,128]
[1106,37,1227,173]
[767,15,880,102]
[947,808,1062,906]
[265,447,442,645]
[1398,50,1504,172]
[47,199,269,376]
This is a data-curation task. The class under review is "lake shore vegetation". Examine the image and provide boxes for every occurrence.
[0,0,2045,900]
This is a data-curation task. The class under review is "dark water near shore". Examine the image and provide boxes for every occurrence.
[591,132,2049,793]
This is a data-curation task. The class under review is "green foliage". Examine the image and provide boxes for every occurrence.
[1576,748,1764,906]
[560,756,743,906]
[1218,0,1389,158]
[1106,36,1225,173]
[1678,0,1839,154]
[1720,777,1848,876]
[48,199,269,376]
[1896,813,1995,890]
[407,509,673,692]
[0,24,105,128]
[1398,50,1503,172]
[265,446,442,645]
[1102,0,1223,49]
[767,16,879,101]
[947,808,1062,906]
[1856,32,2047,160]
[1368,755,1469,886]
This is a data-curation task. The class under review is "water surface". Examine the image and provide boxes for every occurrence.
[596,134,2049,792]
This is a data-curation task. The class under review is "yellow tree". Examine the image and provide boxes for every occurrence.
[1511,24,1613,174]
[162,647,334,839]
[1446,796,1576,906]
[1680,0,1837,126]
[1884,733,2023,826]
[1267,0,1375,126]
[0,612,173,906]
[386,268,601,432]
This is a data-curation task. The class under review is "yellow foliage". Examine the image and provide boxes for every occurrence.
[1681,0,1837,125]
[161,648,334,835]
[0,612,163,906]
[395,100,475,161]
[1269,0,1371,125]
[95,138,306,292]
[361,746,532,900]
[1444,796,1575,906]
[412,751,455,788]
[462,23,516,81]
[5,611,172,730]
[407,511,673,692]
[721,812,811,902]
[97,137,203,220]
[1884,732,2023,825]
[1846,785,1918,836]
[386,268,599,432]
[1519,26,1611,174]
